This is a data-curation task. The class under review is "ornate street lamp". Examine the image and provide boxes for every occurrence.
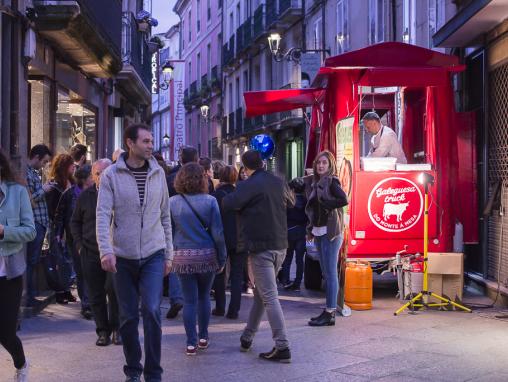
[200,104,210,120]
[159,61,174,90]
[268,32,331,63]
[162,133,170,147]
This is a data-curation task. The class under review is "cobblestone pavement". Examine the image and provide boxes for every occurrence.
[1,277,508,382]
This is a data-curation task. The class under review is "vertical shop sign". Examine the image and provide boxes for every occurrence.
[170,60,185,161]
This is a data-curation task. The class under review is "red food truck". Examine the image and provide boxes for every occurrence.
[244,42,478,274]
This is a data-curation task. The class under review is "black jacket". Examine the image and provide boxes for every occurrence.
[45,181,65,222]
[287,193,308,241]
[54,185,83,245]
[212,183,237,251]
[70,184,100,254]
[166,164,181,198]
[222,169,293,253]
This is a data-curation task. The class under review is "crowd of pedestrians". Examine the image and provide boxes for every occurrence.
[0,123,348,382]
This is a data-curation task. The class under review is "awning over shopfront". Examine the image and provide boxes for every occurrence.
[244,88,325,117]
[433,0,508,48]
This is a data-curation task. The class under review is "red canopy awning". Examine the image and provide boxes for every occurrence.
[244,88,325,117]
[324,42,461,69]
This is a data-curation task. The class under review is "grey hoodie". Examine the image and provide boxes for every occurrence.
[96,154,173,261]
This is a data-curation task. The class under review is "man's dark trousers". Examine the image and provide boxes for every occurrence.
[81,247,119,335]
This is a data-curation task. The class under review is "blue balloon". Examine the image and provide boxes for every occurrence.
[250,134,275,160]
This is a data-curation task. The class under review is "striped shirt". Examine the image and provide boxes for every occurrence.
[126,161,149,205]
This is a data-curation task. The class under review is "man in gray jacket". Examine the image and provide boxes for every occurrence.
[96,124,173,382]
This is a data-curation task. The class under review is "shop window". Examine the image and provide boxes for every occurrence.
[56,90,96,161]
[29,79,51,148]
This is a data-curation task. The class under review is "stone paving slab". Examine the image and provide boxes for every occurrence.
[1,279,508,382]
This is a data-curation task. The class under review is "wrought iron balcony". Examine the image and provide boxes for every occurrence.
[243,17,253,50]
[33,0,122,77]
[236,26,244,56]
[235,108,243,135]
[228,111,235,136]
[210,66,221,93]
[266,0,278,28]
[253,4,266,40]
[278,0,303,23]
[221,118,228,140]
[116,12,151,104]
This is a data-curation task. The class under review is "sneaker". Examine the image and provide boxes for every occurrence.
[198,339,209,350]
[259,347,292,363]
[284,282,301,291]
[186,345,197,356]
[166,303,183,319]
[246,288,254,295]
[308,310,335,327]
[240,338,252,352]
[14,360,28,382]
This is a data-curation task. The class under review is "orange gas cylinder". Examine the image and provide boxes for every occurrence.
[344,261,373,310]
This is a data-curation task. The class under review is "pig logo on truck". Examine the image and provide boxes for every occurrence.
[367,178,423,232]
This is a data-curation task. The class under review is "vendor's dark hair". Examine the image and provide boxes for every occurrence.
[242,150,263,171]
[362,111,381,122]
[123,123,152,148]
[174,163,208,194]
[29,144,52,160]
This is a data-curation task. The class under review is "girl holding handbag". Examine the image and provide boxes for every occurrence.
[304,151,349,327]
[169,163,227,356]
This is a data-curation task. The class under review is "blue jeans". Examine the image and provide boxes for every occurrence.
[178,272,215,346]
[168,272,183,306]
[315,234,343,310]
[113,250,164,382]
[25,222,47,301]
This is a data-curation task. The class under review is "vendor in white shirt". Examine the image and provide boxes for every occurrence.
[363,111,407,164]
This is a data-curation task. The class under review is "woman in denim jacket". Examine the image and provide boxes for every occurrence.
[0,150,36,381]
[169,163,227,356]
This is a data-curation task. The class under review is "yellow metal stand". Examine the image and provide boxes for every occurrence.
[394,185,471,316]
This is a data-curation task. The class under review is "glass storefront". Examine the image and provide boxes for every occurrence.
[56,89,97,160]
[29,79,51,148]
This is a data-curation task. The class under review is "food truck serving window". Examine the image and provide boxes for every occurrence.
[359,87,431,172]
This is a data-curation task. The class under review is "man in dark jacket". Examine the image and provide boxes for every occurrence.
[223,150,294,363]
[70,158,120,347]
[166,146,198,197]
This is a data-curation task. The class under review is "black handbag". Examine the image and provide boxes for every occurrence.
[42,236,73,292]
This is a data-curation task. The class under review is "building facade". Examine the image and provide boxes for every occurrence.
[174,0,223,160]
[1,0,152,167]
[433,0,508,303]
